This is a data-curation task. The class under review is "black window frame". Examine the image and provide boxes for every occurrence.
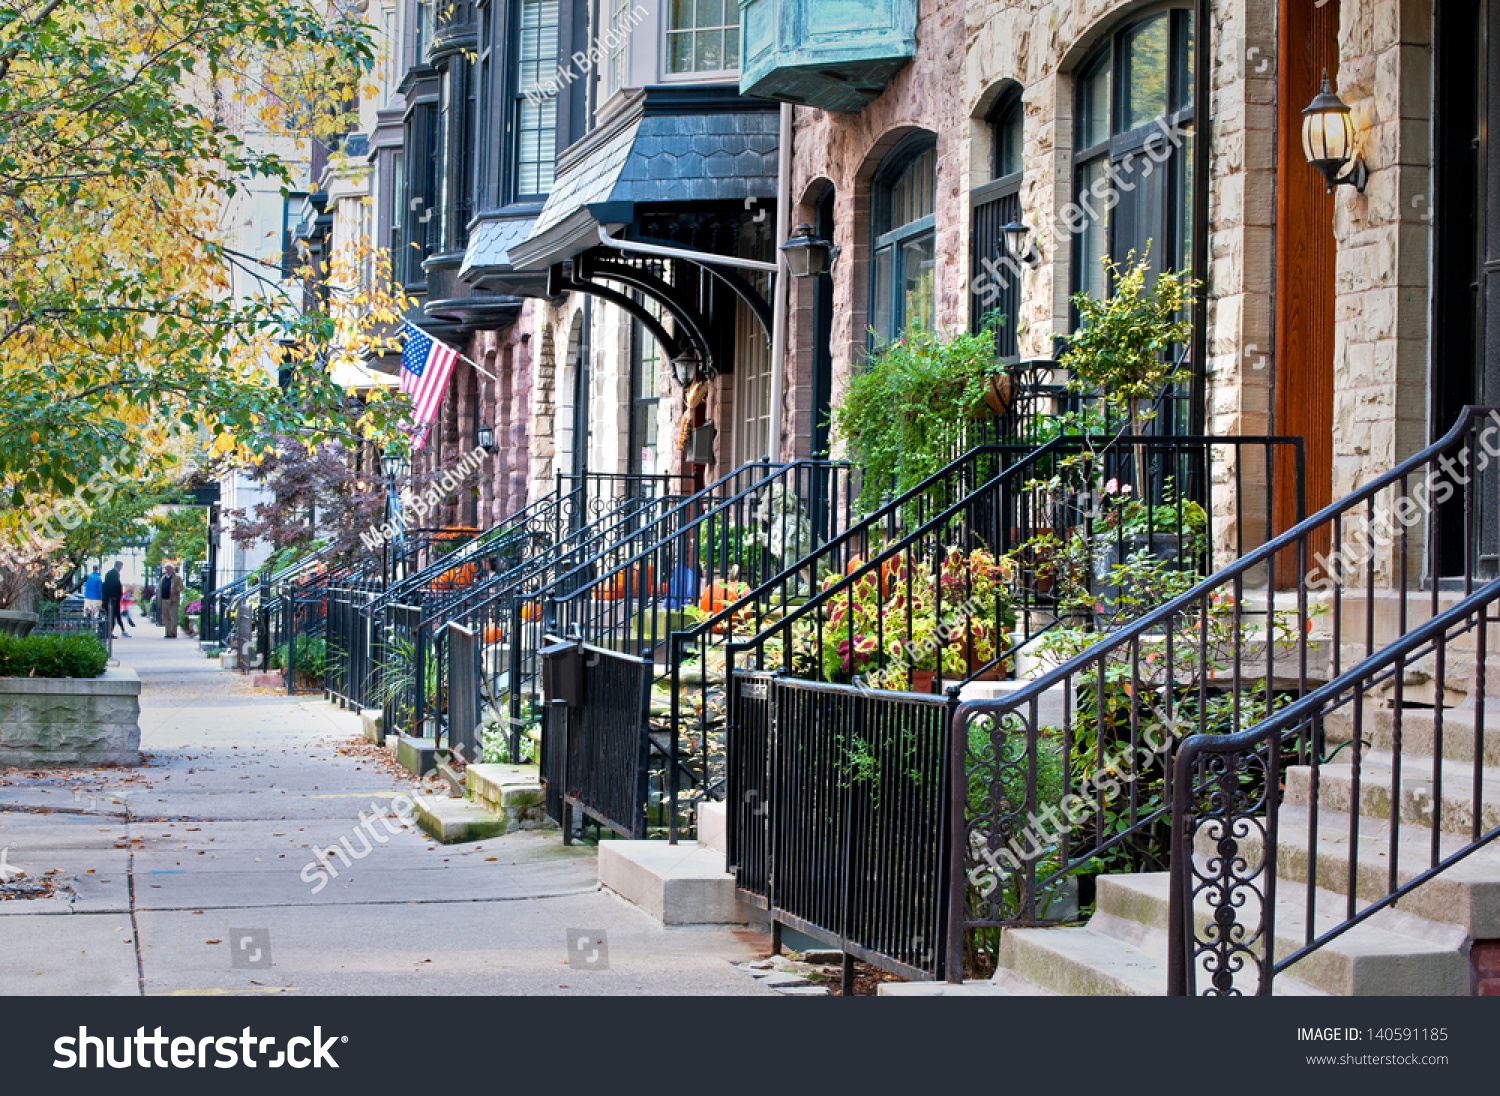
[971,89,1024,360]
[869,133,939,347]
[1070,7,1195,315]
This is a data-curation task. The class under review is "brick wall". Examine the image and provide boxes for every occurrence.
[1472,940,1500,995]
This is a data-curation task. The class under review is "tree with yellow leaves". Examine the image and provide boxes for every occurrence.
[0,0,410,539]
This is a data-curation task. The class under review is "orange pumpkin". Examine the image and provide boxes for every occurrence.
[699,580,751,615]
[432,561,479,590]
[522,602,542,622]
[481,622,505,644]
[595,564,653,600]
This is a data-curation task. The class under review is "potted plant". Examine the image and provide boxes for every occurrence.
[833,319,1008,513]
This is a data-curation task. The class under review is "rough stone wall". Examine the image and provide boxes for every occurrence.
[1332,0,1432,585]
[784,0,968,464]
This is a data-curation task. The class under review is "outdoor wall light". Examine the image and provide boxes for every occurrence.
[380,452,409,482]
[1302,70,1367,194]
[671,352,701,388]
[780,223,839,279]
[476,422,496,452]
[998,220,1041,267]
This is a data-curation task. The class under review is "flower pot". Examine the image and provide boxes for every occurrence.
[970,372,1015,420]
[910,670,938,695]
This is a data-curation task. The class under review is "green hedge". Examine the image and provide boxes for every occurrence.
[0,633,109,679]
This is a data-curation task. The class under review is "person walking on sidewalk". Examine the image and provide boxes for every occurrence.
[83,566,103,621]
[101,561,127,638]
[159,564,184,638]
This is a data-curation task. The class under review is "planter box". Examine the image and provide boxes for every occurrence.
[0,609,38,637]
[0,667,142,767]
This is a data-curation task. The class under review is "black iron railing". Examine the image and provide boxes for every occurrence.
[944,408,1493,989]
[728,672,956,984]
[720,433,1302,982]
[540,640,654,841]
[1160,406,1500,994]
[544,459,855,837]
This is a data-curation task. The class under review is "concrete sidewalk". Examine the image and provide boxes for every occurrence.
[0,622,773,996]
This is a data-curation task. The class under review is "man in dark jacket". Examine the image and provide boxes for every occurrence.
[102,561,127,638]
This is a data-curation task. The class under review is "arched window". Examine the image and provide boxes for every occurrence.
[1072,8,1194,304]
[871,136,938,343]
[1071,7,1195,430]
[971,91,1024,358]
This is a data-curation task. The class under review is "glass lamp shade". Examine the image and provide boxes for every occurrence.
[780,222,832,279]
[1301,70,1356,186]
[672,354,699,387]
[476,422,496,452]
[998,220,1031,258]
[380,453,409,481]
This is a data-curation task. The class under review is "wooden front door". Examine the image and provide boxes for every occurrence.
[1273,0,1339,586]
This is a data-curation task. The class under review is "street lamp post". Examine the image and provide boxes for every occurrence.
[380,451,410,582]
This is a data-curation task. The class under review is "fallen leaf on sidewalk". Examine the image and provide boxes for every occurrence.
[206,939,221,945]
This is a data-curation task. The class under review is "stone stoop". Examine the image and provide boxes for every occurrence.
[947,664,1500,996]
[697,800,728,856]
[598,841,764,926]
[465,763,551,833]
[394,736,438,777]
[412,795,507,844]
[359,709,384,746]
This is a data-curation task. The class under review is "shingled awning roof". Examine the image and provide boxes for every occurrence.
[506,86,780,273]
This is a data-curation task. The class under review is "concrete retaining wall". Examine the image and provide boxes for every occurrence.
[0,667,142,767]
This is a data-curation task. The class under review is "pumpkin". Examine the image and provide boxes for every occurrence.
[596,564,654,600]
[699,579,751,615]
[522,602,542,622]
[431,561,479,590]
[481,622,505,645]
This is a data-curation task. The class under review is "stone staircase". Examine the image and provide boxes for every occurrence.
[886,609,1500,997]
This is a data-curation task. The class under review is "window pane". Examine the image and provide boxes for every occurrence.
[515,0,560,197]
[1077,160,1108,301]
[697,29,722,70]
[667,31,693,72]
[725,26,740,69]
[872,247,892,343]
[696,0,723,27]
[1175,12,1194,113]
[1079,55,1110,148]
[1123,15,1169,131]
[997,99,1023,177]
[671,0,693,30]
[900,232,936,334]
[891,147,936,229]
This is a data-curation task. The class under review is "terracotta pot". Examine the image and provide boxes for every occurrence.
[910,670,938,695]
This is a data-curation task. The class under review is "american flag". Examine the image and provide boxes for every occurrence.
[400,321,461,451]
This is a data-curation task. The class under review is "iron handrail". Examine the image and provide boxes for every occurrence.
[944,405,1496,985]
[1168,573,1500,994]
[542,460,788,603]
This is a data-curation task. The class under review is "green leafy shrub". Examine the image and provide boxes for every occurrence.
[0,633,109,678]
[271,633,327,680]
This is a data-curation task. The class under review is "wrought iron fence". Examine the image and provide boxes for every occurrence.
[728,672,955,981]
[539,639,654,841]
[940,411,1500,989]
[544,459,855,836]
[1158,406,1500,994]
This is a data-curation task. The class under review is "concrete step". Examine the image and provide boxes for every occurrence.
[1228,803,1500,938]
[394,736,438,776]
[697,800,728,856]
[1284,751,1500,837]
[994,888,1330,997]
[412,794,507,844]
[597,841,763,926]
[465,763,549,832]
[359,709,384,746]
[879,969,1058,996]
[1096,872,1468,995]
